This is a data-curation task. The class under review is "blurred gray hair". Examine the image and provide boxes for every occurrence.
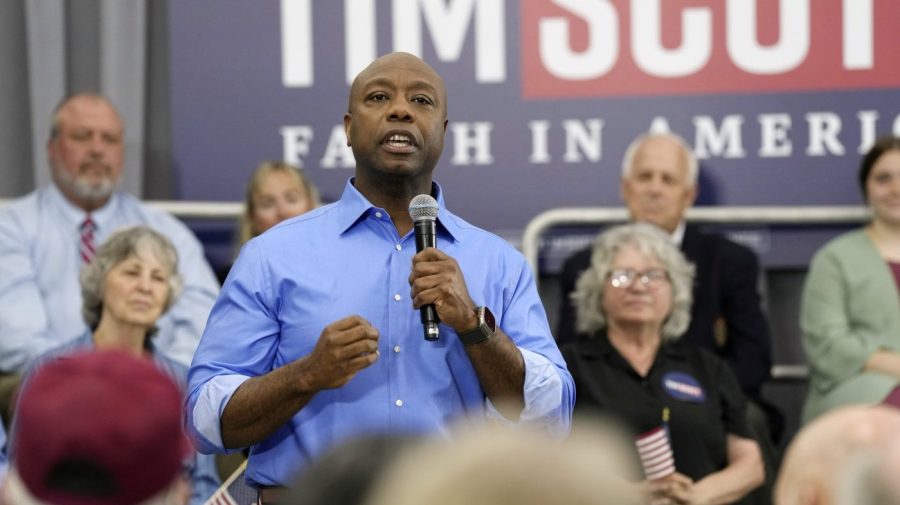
[365,419,642,505]
[572,222,694,340]
[837,438,900,505]
[80,226,182,331]
[49,92,120,140]
[621,132,698,185]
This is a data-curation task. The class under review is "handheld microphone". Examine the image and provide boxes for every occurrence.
[409,194,440,341]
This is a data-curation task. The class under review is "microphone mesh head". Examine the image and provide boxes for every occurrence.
[409,194,438,222]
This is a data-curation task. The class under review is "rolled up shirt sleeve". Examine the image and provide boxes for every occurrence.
[483,256,575,436]
[485,347,571,437]
[187,374,250,454]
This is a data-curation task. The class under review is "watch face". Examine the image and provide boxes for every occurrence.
[483,306,496,332]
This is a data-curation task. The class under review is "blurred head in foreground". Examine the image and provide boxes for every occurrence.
[364,420,642,505]
[775,405,900,505]
[5,350,190,505]
[285,433,420,505]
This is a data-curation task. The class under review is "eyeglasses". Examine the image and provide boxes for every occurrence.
[608,268,669,289]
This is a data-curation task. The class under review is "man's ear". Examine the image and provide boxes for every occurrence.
[343,113,352,147]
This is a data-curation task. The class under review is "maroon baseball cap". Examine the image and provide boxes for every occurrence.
[12,350,191,505]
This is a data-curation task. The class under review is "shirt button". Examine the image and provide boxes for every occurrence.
[395,244,402,251]
[375,211,383,218]
[395,399,403,407]
[393,345,401,353]
[393,294,401,301]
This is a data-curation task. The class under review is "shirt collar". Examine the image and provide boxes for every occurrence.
[47,182,120,229]
[670,220,686,246]
[335,178,460,242]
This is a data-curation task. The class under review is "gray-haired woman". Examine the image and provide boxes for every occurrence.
[79,226,183,356]
[562,223,763,505]
[30,226,218,505]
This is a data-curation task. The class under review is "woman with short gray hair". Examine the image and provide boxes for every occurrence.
[80,225,182,340]
[562,223,763,505]
[572,223,694,341]
[30,226,219,505]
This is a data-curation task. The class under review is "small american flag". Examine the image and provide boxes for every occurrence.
[204,460,257,505]
[634,425,675,481]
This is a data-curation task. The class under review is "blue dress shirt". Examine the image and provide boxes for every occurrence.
[187,179,574,486]
[0,183,220,371]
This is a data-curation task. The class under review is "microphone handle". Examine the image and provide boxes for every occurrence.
[413,219,440,341]
[414,219,436,252]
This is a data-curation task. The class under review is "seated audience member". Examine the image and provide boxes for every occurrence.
[0,93,219,372]
[4,350,192,505]
[238,161,321,245]
[562,223,764,505]
[28,226,219,504]
[557,133,772,407]
[217,161,322,283]
[363,421,641,505]
[775,405,900,505]
[801,135,900,423]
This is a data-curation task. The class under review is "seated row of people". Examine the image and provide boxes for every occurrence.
[556,132,900,503]
[0,82,896,503]
[0,94,322,376]
[558,132,781,503]
[0,94,320,503]
[0,93,218,373]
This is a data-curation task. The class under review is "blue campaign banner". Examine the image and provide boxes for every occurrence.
[169,0,898,266]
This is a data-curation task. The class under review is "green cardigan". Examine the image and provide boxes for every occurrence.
[801,228,900,423]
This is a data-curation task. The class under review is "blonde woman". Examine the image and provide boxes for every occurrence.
[237,161,321,246]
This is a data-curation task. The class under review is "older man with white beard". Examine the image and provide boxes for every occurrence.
[0,93,219,373]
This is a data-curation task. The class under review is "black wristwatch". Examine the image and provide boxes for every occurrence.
[457,306,496,346]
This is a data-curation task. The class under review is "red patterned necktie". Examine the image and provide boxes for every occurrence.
[80,216,96,264]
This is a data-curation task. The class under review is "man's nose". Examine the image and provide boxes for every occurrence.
[88,135,106,156]
[646,177,665,193]
[388,99,413,121]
